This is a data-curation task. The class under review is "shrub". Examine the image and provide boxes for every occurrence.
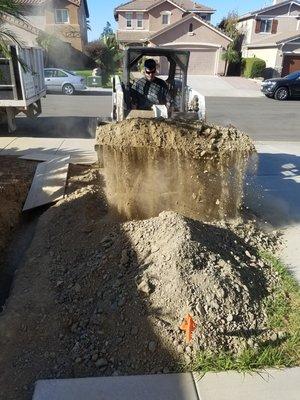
[242,57,266,78]
[85,36,123,85]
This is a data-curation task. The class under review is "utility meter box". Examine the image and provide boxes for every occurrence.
[87,76,102,88]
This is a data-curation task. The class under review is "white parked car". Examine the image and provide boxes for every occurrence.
[44,68,86,95]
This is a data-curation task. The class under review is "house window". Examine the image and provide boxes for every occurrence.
[260,19,272,33]
[125,12,132,28]
[137,12,144,29]
[55,9,69,24]
[162,13,170,25]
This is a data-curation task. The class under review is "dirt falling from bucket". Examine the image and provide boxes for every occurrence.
[96,118,256,222]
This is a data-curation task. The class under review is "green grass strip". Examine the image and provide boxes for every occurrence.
[194,252,300,373]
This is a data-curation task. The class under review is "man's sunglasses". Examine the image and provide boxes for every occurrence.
[145,69,156,75]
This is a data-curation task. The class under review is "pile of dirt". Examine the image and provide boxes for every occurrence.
[96,119,256,221]
[0,166,280,400]
[97,118,255,157]
[0,156,36,270]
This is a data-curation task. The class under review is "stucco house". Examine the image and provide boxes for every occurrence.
[1,0,89,61]
[114,0,232,75]
[237,0,300,77]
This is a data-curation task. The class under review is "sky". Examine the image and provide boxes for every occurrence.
[87,0,274,41]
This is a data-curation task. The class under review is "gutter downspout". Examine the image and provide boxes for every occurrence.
[279,42,285,77]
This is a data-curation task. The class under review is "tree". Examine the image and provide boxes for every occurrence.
[218,11,240,42]
[36,31,58,66]
[85,34,123,84]
[218,11,242,76]
[222,45,240,76]
[101,21,113,39]
[0,0,24,57]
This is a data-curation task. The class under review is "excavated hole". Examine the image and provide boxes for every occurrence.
[0,209,46,312]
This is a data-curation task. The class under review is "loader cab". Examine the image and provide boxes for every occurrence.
[117,47,190,119]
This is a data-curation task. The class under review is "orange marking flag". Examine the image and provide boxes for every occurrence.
[180,314,196,343]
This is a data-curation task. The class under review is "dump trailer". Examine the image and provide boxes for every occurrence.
[111,47,206,122]
[0,45,46,132]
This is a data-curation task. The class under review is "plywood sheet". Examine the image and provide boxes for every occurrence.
[56,139,97,165]
[0,137,17,151]
[23,156,70,211]
[19,152,58,162]
[1,137,64,156]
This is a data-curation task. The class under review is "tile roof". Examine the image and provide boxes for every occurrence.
[148,13,232,42]
[238,0,300,21]
[246,31,300,47]
[1,12,41,35]
[115,0,215,13]
[15,0,83,7]
[117,30,150,42]
[14,0,89,18]
[116,0,157,11]
[15,0,48,4]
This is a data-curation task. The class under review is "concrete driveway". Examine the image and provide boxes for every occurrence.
[188,75,263,97]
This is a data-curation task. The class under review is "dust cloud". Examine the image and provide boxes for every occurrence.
[96,118,256,222]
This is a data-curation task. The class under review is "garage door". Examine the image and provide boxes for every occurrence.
[188,48,217,75]
[282,55,300,76]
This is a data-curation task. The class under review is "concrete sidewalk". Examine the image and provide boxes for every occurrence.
[245,141,300,283]
[187,75,263,97]
[33,368,300,400]
[0,136,97,165]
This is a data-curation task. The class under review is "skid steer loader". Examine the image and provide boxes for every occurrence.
[111,47,206,122]
[95,47,206,166]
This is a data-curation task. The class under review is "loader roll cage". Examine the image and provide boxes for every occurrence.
[122,47,190,115]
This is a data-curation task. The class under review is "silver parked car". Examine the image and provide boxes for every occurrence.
[44,68,86,95]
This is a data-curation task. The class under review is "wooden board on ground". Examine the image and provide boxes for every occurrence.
[0,137,17,151]
[19,151,96,165]
[19,152,59,162]
[56,139,97,165]
[1,137,64,157]
[23,156,70,211]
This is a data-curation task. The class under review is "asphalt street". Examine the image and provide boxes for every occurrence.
[206,97,300,141]
[0,91,299,141]
[0,91,112,138]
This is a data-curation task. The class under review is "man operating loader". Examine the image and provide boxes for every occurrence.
[131,59,170,110]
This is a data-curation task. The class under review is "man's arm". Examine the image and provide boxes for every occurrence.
[158,79,171,106]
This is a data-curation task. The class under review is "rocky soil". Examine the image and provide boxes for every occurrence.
[0,156,36,254]
[0,165,281,400]
[0,156,37,273]
[97,118,256,158]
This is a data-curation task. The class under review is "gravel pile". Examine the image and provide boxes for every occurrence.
[40,206,280,374]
